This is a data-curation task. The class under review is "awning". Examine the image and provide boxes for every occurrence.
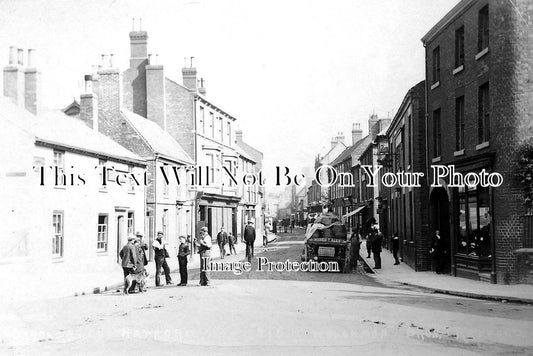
[342,205,366,220]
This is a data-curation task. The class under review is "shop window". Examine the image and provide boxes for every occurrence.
[456,185,491,257]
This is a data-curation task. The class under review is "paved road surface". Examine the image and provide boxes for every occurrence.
[1,229,532,355]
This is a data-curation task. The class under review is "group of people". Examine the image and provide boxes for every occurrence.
[363,224,448,274]
[364,222,384,269]
[119,232,149,294]
[120,221,259,293]
[215,227,237,259]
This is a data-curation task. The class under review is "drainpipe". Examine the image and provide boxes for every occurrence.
[152,155,158,261]
[490,186,496,283]
[193,95,198,251]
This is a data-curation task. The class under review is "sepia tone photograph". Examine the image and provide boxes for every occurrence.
[0,0,532,355]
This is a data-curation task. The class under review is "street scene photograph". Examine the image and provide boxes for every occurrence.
[1,0,533,355]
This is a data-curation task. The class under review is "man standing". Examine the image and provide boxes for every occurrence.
[153,231,172,286]
[119,236,137,294]
[196,226,212,286]
[366,231,374,259]
[430,230,445,274]
[228,232,236,255]
[216,226,228,259]
[392,232,400,265]
[244,220,256,263]
[371,225,383,269]
[177,236,190,286]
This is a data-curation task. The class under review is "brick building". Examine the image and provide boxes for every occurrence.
[422,0,533,283]
[65,71,195,259]
[235,130,265,239]
[120,28,256,242]
[382,81,430,270]
[329,123,370,229]
[357,115,391,233]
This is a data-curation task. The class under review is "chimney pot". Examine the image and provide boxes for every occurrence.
[9,46,17,65]
[17,49,24,66]
[27,49,36,67]
[84,74,93,93]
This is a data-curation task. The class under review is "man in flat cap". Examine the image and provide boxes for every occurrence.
[153,231,172,286]
[196,226,212,286]
[119,236,138,294]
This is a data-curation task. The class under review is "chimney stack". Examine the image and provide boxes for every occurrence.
[369,113,380,139]
[3,46,25,107]
[335,131,345,145]
[198,78,206,96]
[24,49,41,115]
[124,23,148,117]
[129,18,148,68]
[182,57,197,92]
[235,129,243,142]
[80,74,98,131]
[351,123,363,144]
[95,54,121,124]
[146,56,166,131]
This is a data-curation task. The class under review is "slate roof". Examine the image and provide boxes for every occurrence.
[330,135,372,167]
[0,97,144,165]
[121,109,193,164]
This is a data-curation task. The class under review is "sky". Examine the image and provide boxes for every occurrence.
[0,0,459,190]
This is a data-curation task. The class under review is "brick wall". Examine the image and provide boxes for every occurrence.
[491,0,533,283]
[424,0,533,283]
[94,67,153,162]
[123,64,147,117]
[146,64,166,130]
[165,78,195,159]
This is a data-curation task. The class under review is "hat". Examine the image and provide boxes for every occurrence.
[135,231,143,237]
[127,235,135,241]
[157,231,164,235]
[248,220,254,224]
[201,226,208,232]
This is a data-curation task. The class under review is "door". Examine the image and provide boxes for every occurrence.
[116,215,125,264]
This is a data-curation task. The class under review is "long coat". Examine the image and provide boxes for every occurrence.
[119,243,137,268]
[244,225,256,243]
[217,231,228,246]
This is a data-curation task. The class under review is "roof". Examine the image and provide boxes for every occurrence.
[386,81,425,137]
[235,142,256,162]
[0,97,144,165]
[331,135,372,167]
[236,138,263,168]
[421,0,475,45]
[352,135,373,167]
[121,109,193,164]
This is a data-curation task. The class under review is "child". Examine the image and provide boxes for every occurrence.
[228,233,237,254]
[177,236,191,286]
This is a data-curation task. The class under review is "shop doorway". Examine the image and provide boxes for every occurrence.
[429,187,451,273]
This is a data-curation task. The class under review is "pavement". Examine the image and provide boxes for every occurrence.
[360,240,533,304]
[3,230,533,355]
